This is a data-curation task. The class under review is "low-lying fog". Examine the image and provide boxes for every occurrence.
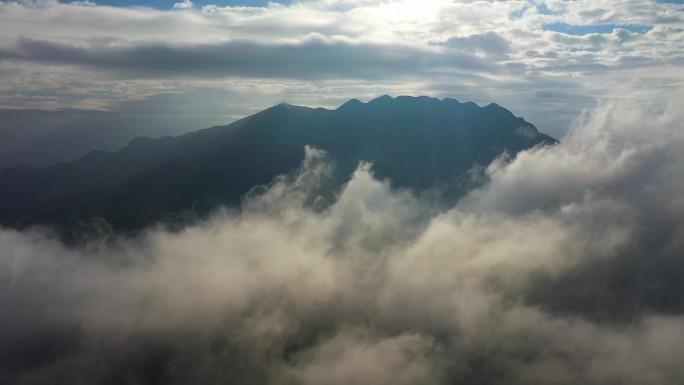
[2,100,684,384]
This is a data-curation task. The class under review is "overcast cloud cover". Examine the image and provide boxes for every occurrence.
[2,97,684,384]
[0,0,683,166]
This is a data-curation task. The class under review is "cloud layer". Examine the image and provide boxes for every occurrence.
[0,0,682,145]
[0,36,494,80]
[2,99,684,384]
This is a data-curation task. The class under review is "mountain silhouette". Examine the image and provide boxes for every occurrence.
[0,95,556,235]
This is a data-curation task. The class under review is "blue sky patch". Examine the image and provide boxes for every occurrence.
[509,6,527,19]
[511,2,563,20]
[543,22,654,35]
[537,2,561,15]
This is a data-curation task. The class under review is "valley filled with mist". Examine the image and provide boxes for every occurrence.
[3,99,684,384]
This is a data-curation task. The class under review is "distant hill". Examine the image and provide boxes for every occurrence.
[0,95,557,235]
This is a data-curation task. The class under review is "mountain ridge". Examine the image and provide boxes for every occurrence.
[0,95,557,235]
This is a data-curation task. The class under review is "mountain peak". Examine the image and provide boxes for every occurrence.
[263,102,313,114]
[368,94,394,105]
[0,96,557,233]
[483,102,516,118]
[396,95,439,103]
[335,96,517,112]
[337,98,364,111]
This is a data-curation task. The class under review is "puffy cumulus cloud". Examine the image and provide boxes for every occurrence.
[542,0,683,26]
[172,0,193,11]
[70,0,95,6]
[461,99,684,215]
[3,99,684,384]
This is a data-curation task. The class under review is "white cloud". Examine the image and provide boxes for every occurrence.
[172,0,193,11]
[0,0,681,139]
[2,99,684,383]
[70,0,95,6]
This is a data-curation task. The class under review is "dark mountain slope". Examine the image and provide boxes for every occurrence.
[0,96,556,232]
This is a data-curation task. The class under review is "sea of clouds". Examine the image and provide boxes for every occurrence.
[2,99,684,384]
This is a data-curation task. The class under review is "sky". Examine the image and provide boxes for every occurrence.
[0,0,683,166]
[59,0,291,6]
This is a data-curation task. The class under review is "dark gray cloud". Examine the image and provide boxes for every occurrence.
[443,31,511,57]
[2,100,684,384]
[0,36,498,80]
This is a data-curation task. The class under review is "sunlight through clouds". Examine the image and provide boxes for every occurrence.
[0,0,681,162]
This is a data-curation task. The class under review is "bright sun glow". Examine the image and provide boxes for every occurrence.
[380,0,447,22]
